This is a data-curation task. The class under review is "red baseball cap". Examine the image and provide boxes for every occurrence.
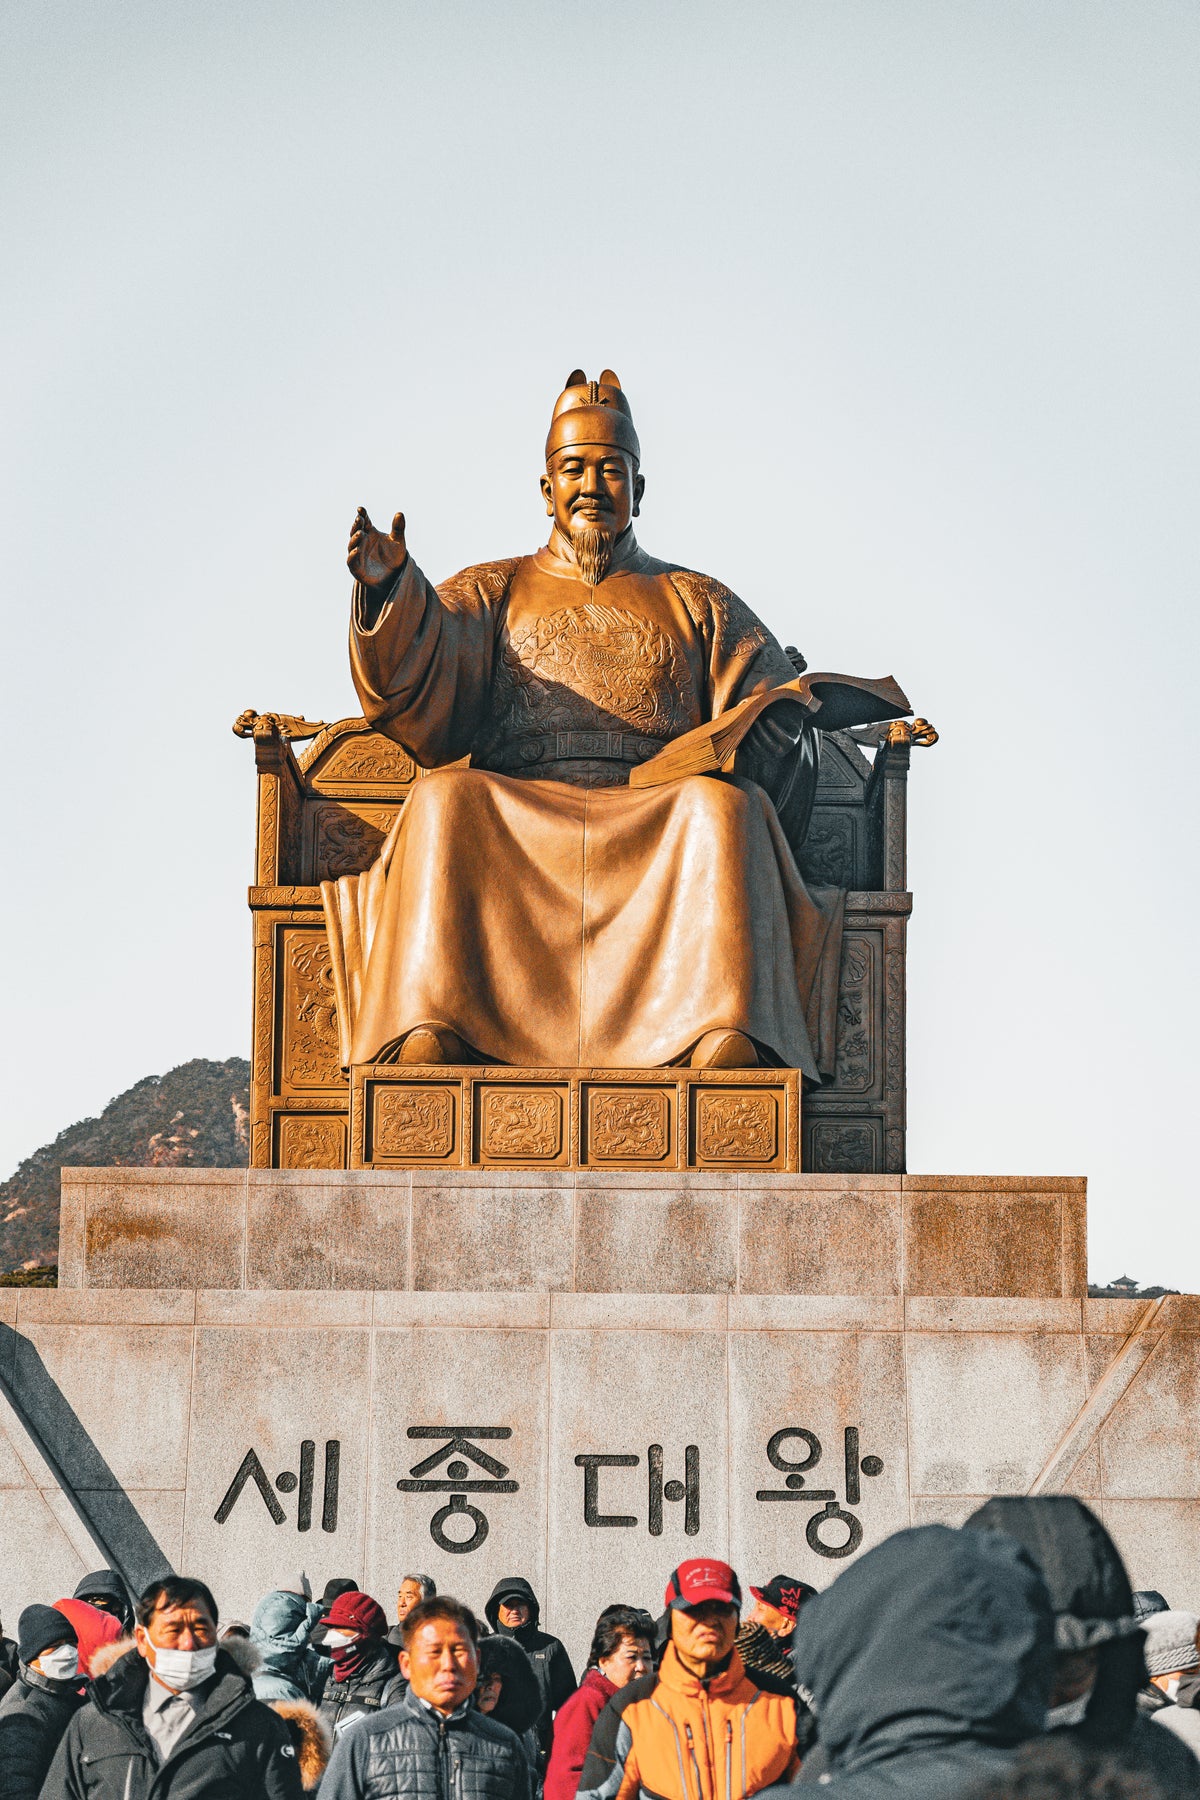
[665,1559,742,1611]
[323,1590,388,1638]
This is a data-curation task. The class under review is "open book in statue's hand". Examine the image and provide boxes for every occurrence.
[627,672,911,787]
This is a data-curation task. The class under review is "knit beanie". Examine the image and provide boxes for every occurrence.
[1142,1609,1200,1677]
[18,1603,78,1665]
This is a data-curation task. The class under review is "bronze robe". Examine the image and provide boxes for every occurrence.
[322,530,844,1076]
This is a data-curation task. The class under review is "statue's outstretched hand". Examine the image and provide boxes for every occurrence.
[347,506,407,588]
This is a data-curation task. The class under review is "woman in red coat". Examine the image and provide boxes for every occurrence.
[544,1609,653,1800]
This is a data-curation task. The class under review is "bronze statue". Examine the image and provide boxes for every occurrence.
[322,371,902,1074]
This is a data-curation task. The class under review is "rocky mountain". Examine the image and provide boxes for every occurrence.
[0,1058,249,1276]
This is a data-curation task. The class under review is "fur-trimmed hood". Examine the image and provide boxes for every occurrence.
[269,1697,332,1789]
[88,1636,136,1679]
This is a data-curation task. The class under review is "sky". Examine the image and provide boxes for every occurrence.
[2,0,1197,1284]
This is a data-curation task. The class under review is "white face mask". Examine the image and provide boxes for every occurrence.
[150,1644,218,1691]
[1047,1690,1092,1729]
[37,1644,80,1682]
[324,1630,357,1649]
[1166,1676,1182,1702]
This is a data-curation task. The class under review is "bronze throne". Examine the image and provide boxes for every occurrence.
[240,710,923,1175]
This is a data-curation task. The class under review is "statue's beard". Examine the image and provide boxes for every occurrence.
[571,521,614,587]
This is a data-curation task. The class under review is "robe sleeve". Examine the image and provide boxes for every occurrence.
[668,570,819,835]
[348,555,513,768]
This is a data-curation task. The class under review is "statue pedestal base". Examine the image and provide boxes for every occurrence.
[347,1064,800,1173]
[2,1169,1194,1670]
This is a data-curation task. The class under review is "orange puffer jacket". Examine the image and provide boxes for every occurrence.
[576,1645,799,1800]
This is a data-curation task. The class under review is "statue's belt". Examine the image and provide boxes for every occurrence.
[487,730,670,771]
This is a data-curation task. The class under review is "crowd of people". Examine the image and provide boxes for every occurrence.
[2,1497,1200,1798]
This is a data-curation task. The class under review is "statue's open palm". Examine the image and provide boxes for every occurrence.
[347,506,407,587]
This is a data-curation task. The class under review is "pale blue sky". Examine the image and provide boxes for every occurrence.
[3,1,1197,1282]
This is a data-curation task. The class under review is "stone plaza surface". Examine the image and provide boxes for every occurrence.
[1,1168,1197,1663]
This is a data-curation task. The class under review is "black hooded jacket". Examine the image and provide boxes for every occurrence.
[785,1524,1055,1797]
[479,1634,544,1776]
[39,1643,302,1800]
[73,1569,134,1634]
[484,1580,576,1759]
[965,1495,1200,1795]
[0,1662,87,1800]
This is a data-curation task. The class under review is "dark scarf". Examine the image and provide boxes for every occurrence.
[331,1639,375,1683]
[736,1620,794,1684]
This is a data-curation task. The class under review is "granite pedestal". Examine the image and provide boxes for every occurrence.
[0,1168,1194,1667]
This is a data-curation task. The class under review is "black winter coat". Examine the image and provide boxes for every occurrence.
[0,1637,20,1702]
[484,1581,576,1759]
[318,1685,530,1800]
[0,1664,86,1800]
[788,1524,1056,1797]
[319,1643,404,1741]
[965,1494,1200,1796]
[38,1645,302,1800]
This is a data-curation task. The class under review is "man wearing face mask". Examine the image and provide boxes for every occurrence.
[317,1590,403,1738]
[1141,1610,1200,1756]
[0,1605,85,1800]
[40,1575,302,1800]
[964,1496,1200,1795]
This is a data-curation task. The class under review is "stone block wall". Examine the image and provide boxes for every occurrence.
[3,1268,1197,1666]
[59,1170,1088,1300]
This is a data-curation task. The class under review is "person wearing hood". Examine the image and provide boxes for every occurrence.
[544,1607,652,1800]
[40,1574,301,1800]
[964,1495,1200,1793]
[316,1590,402,1739]
[72,1569,134,1635]
[478,1633,545,1778]
[267,1699,332,1792]
[51,1598,125,1678]
[578,1559,799,1800]
[1141,1610,1200,1758]
[485,1578,576,1771]
[249,1590,332,1706]
[783,1523,1055,1796]
[0,1605,85,1800]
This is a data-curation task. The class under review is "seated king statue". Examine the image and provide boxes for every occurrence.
[322,368,854,1078]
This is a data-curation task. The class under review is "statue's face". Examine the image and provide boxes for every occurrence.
[541,445,644,542]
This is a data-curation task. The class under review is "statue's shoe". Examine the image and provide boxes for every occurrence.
[396,1022,469,1065]
[690,1028,758,1069]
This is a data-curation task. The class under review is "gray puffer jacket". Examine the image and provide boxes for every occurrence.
[318,1687,530,1800]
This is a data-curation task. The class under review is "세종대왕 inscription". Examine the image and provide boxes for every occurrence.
[210,1421,883,1559]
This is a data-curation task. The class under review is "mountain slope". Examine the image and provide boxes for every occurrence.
[0,1058,249,1273]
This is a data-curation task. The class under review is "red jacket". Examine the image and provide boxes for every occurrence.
[545,1668,617,1800]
